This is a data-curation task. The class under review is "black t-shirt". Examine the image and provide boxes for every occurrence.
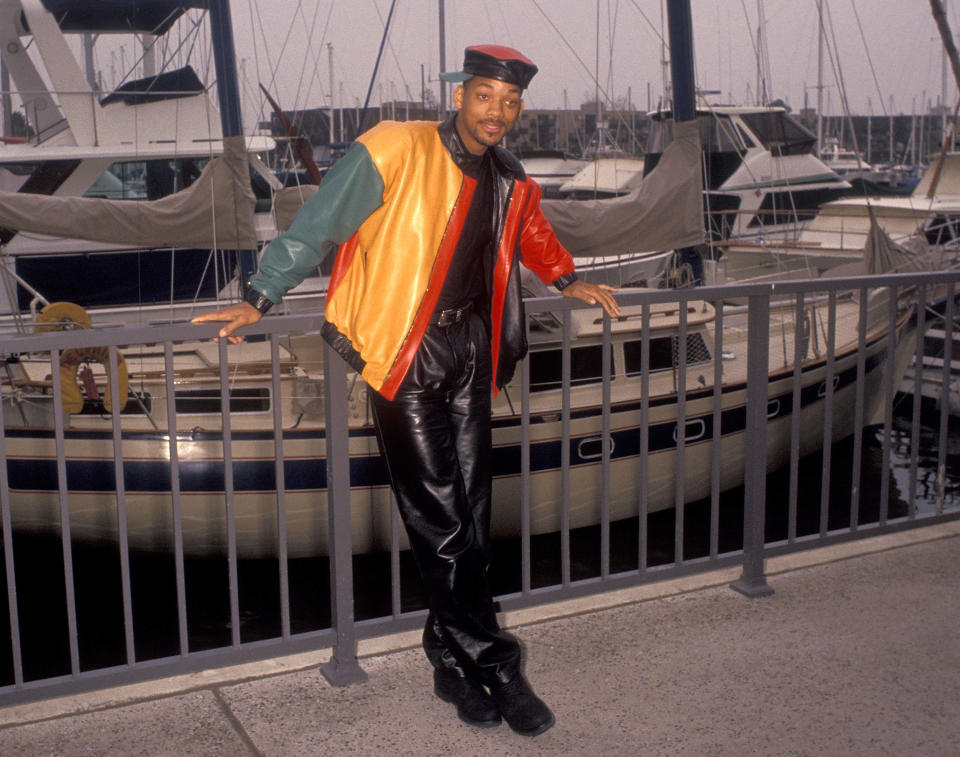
[433,147,494,313]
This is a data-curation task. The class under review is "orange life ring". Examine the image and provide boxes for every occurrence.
[59,346,129,414]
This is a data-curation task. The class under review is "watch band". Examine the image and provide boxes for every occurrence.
[552,272,579,291]
[244,286,274,314]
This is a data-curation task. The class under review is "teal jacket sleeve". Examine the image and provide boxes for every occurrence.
[249,142,385,305]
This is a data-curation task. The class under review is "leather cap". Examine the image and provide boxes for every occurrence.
[439,44,538,89]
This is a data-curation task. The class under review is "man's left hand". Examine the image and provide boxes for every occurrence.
[561,281,621,319]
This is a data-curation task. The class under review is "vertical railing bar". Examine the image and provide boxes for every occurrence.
[731,293,773,598]
[560,310,572,588]
[936,283,955,515]
[788,293,805,544]
[0,372,24,686]
[269,334,291,638]
[107,346,135,665]
[217,339,241,648]
[390,491,401,618]
[163,342,189,656]
[319,344,366,685]
[638,302,651,573]
[850,287,869,532]
[908,284,926,520]
[520,314,532,596]
[818,291,837,537]
[600,312,612,580]
[710,299,723,558]
[879,285,898,526]
[674,297,688,565]
[49,346,81,675]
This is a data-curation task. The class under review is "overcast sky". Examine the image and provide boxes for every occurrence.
[223,0,954,123]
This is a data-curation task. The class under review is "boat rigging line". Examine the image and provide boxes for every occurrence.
[358,0,398,133]
[529,0,644,152]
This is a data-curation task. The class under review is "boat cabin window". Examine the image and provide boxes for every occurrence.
[85,158,208,201]
[735,124,756,148]
[646,114,740,155]
[925,214,960,247]
[738,112,816,156]
[623,333,711,376]
[528,344,615,392]
[747,187,846,228]
[14,248,240,309]
[75,391,152,415]
[175,387,270,414]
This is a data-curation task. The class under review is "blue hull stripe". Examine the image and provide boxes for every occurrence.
[5,350,883,494]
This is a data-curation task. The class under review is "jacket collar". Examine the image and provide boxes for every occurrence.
[438,114,526,181]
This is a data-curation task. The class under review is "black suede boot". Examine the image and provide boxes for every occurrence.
[433,669,502,728]
[489,673,555,736]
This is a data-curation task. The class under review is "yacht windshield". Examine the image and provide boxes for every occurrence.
[739,112,816,155]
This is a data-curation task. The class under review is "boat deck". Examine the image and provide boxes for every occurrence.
[1,521,957,755]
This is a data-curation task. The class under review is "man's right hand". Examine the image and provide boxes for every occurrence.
[191,302,262,344]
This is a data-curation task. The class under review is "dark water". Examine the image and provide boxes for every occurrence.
[2,402,958,684]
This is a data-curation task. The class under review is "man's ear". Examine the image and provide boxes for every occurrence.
[452,84,465,109]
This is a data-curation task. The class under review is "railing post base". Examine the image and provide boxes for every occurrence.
[730,575,774,598]
[320,656,368,687]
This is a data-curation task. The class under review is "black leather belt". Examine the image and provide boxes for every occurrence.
[432,301,473,327]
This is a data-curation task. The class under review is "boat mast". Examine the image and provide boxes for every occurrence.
[438,0,447,114]
[816,0,824,157]
[666,0,700,284]
[206,0,243,138]
[205,0,253,291]
[666,0,695,123]
[926,0,960,196]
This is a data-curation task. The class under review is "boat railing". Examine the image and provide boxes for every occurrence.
[0,271,957,705]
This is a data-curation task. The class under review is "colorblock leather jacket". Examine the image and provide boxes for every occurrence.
[250,115,577,400]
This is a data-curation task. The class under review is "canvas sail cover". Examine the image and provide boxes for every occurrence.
[540,119,703,257]
[863,209,933,274]
[0,136,257,250]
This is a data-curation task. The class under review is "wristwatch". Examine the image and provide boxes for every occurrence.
[552,272,579,291]
[244,286,274,314]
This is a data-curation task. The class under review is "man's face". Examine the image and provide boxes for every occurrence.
[453,76,524,155]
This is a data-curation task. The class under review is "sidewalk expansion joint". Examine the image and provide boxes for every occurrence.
[212,687,266,757]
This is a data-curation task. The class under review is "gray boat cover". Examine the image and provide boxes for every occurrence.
[541,119,703,256]
[863,210,933,274]
[0,136,256,249]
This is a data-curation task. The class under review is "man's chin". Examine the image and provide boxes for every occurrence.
[476,132,504,148]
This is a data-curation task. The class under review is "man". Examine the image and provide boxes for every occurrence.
[193,44,619,737]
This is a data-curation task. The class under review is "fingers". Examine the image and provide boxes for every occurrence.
[588,284,621,318]
[564,281,621,318]
[191,303,262,342]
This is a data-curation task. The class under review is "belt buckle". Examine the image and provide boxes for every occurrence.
[437,305,466,327]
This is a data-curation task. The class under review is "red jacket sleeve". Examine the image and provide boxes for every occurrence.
[517,180,576,286]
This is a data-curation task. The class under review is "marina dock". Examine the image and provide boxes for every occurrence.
[1,521,957,756]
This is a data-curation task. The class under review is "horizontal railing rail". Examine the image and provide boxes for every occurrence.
[0,270,957,705]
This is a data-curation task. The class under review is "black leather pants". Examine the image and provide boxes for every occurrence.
[370,312,521,686]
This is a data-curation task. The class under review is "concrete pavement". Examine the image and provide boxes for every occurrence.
[1,521,958,756]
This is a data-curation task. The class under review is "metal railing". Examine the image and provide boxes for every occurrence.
[0,270,957,705]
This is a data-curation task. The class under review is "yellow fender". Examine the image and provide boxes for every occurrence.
[58,346,129,415]
[35,301,93,332]
[36,303,128,414]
